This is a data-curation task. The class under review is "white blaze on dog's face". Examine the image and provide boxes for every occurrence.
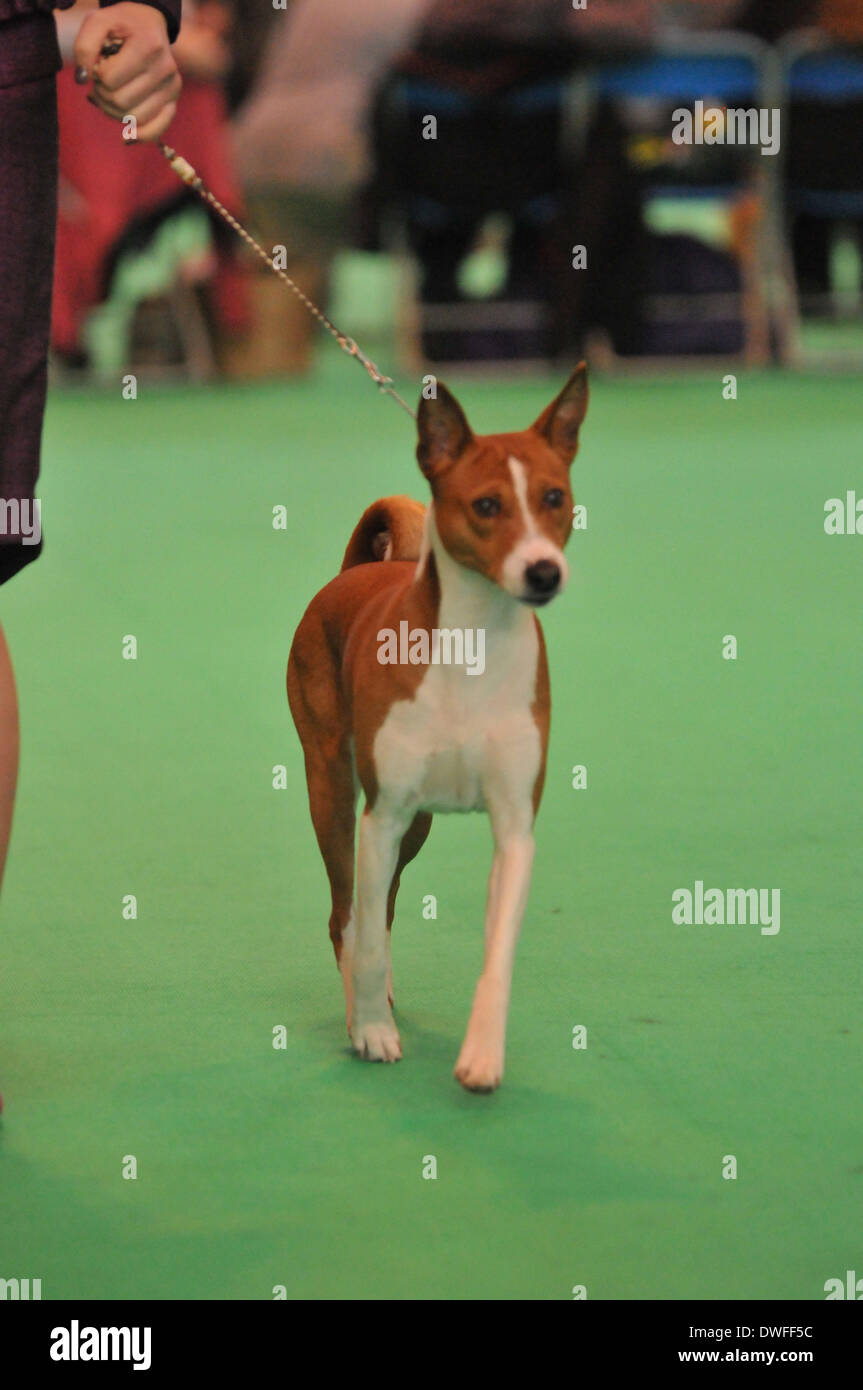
[416,365,588,606]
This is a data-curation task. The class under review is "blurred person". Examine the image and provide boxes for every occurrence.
[738,0,863,309]
[222,0,279,113]
[373,0,657,361]
[229,0,429,377]
[0,0,181,1108]
[376,0,765,362]
[53,0,248,369]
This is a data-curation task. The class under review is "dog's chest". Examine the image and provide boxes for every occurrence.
[372,619,542,815]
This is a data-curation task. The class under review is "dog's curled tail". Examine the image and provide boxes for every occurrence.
[340,496,427,572]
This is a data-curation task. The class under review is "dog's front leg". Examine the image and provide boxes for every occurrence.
[351,806,404,1062]
[454,827,535,1092]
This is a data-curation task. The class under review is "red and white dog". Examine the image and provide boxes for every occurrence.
[288,364,589,1091]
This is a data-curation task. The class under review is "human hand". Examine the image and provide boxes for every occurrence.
[74,3,182,142]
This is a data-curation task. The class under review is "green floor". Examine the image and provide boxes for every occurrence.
[1,359,860,1300]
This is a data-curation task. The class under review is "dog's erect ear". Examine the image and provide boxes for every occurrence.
[416,383,473,480]
[531,362,589,466]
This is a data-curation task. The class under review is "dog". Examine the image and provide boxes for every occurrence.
[287,364,589,1091]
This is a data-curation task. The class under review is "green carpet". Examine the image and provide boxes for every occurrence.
[0,359,860,1300]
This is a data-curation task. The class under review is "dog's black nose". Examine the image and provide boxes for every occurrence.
[525,560,561,597]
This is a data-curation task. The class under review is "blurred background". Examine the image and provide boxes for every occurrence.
[3,0,860,1302]
[49,0,863,383]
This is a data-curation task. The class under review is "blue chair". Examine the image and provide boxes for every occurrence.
[596,52,762,105]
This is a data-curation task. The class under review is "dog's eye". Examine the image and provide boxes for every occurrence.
[472,496,501,519]
[544,488,565,509]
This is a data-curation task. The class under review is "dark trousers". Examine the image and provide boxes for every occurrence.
[0,71,56,584]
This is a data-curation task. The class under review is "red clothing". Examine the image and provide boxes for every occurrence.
[53,64,248,356]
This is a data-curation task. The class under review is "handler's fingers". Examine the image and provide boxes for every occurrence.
[86,89,113,117]
[73,11,117,75]
[99,65,181,122]
[94,38,176,97]
[133,102,179,144]
[87,77,181,141]
[74,10,171,87]
[73,12,132,78]
[114,80,181,137]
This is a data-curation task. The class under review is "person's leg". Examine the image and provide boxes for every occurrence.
[0,66,59,1115]
[0,71,57,579]
[792,213,832,306]
[0,620,18,896]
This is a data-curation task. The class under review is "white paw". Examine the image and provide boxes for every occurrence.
[454,1039,503,1093]
[352,1020,402,1063]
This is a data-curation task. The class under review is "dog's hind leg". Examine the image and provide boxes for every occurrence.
[385,811,432,1009]
[302,740,358,1028]
[289,633,359,1029]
